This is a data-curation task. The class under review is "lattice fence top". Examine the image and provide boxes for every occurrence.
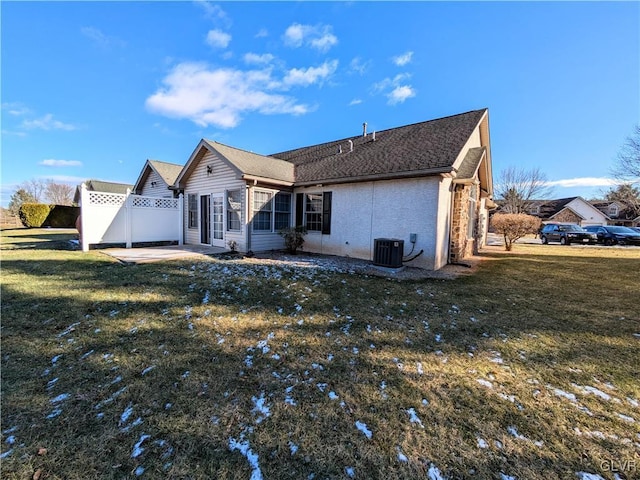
[132,196,178,209]
[88,191,126,206]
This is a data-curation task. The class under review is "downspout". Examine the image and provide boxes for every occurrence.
[245,184,252,254]
[446,179,455,265]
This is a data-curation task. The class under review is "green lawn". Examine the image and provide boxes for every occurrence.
[1,228,639,479]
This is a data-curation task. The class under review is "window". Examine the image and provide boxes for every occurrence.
[188,194,198,228]
[274,192,291,230]
[305,194,323,231]
[296,192,332,234]
[252,190,293,232]
[253,190,273,231]
[608,204,619,217]
[227,189,242,231]
[467,185,477,238]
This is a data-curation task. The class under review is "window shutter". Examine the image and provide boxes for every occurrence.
[295,193,304,227]
[322,192,332,235]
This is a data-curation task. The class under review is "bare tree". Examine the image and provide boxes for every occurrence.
[495,167,554,213]
[611,125,640,183]
[19,179,47,203]
[604,183,640,218]
[45,180,74,205]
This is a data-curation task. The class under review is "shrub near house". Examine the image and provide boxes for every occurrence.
[490,213,541,251]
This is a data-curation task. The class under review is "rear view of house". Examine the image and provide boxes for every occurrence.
[174,109,494,270]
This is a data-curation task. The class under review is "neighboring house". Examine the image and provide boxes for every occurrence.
[73,179,134,205]
[530,197,609,227]
[133,159,183,198]
[590,200,639,227]
[511,197,640,228]
[173,108,494,270]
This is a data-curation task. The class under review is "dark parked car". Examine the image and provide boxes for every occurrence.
[630,227,640,234]
[540,223,597,245]
[583,225,640,246]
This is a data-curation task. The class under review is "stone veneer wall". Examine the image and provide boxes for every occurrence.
[449,184,479,263]
[552,210,582,224]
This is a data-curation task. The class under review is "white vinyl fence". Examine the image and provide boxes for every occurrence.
[79,184,183,252]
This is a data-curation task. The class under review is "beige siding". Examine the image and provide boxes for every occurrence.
[183,150,246,248]
[140,170,172,197]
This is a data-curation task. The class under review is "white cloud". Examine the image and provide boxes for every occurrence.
[388,85,416,105]
[194,1,230,26]
[244,53,276,65]
[283,60,338,87]
[392,51,414,66]
[2,102,30,116]
[206,29,231,49]
[349,98,363,106]
[349,57,371,76]
[255,28,269,38]
[22,114,76,131]
[283,23,338,52]
[546,177,619,188]
[81,26,125,49]
[39,159,83,167]
[146,62,311,128]
[372,74,416,105]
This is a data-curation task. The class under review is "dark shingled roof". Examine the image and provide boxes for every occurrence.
[270,109,487,185]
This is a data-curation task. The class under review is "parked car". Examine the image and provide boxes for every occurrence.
[540,223,597,245]
[630,226,640,234]
[583,225,640,246]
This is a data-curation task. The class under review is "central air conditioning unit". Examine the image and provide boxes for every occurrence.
[373,238,404,268]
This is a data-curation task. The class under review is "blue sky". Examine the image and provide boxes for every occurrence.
[2,1,638,207]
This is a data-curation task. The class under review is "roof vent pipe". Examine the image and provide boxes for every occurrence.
[348,139,353,152]
[338,145,342,154]
[362,122,367,137]
[372,131,376,141]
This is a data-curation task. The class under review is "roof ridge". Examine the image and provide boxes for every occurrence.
[271,108,487,162]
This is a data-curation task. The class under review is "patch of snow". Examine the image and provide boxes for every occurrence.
[229,438,263,480]
[627,397,639,408]
[288,441,298,455]
[617,413,635,423]
[51,354,63,365]
[80,349,95,360]
[5,435,16,445]
[551,387,577,402]
[396,446,408,462]
[46,408,63,419]
[507,426,528,441]
[345,467,355,478]
[477,437,489,449]
[131,434,151,458]
[141,365,156,376]
[252,393,271,422]
[573,384,611,401]
[328,391,339,400]
[500,474,516,480]
[120,405,134,425]
[1,449,14,459]
[355,421,372,439]
[50,393,70,404]
[416,362,424,375]
[576,473,605,480]
[477,379,493,389]
[428,463,445,480]
[135,466,145,476]
[406,408,424,428]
